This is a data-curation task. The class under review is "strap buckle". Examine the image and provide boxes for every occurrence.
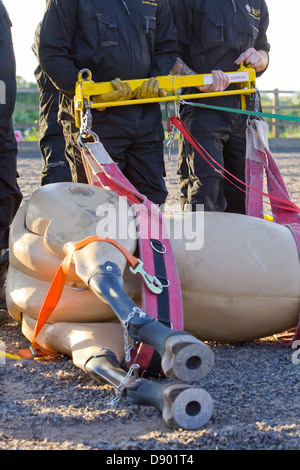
[129,258,163,294]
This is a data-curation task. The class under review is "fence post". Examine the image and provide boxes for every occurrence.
[272,89,280,139]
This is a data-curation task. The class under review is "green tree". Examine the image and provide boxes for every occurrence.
[13,76,39,141]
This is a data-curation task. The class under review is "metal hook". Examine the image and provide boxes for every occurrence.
[129,259,163,294]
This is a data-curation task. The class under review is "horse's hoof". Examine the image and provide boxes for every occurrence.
[161,334,214,382]
[162,384,213,429]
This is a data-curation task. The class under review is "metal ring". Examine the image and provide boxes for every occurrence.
[77,130,100,149]
[78,68,92,81]
[150,240,167,254]
[71,282,88,291]
[157,278,170,288]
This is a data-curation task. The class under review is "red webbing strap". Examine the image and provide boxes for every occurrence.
[81,144,183,374]
[170,115,300,214]
[19,236,141,359]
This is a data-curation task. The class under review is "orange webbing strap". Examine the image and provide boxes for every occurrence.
[18,236,140,359]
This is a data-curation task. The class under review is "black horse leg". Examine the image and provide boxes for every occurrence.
[84,349,213,430]
[88,264,214,383]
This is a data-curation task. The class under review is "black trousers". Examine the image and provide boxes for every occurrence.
[0,77,22,248]
[35,66,72,186]
[178,96,247,214]
[60,98,168,206]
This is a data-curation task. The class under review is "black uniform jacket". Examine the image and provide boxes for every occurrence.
[38,0,177,94]
[169,0,270,77]
[0,1,15,79]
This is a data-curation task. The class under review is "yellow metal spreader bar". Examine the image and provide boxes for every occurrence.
[74,66,256,128]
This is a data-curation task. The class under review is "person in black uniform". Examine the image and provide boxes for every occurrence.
[38,0,178,206]
[0,2,22,317]
[32,23,72,186]
[169,0,270,213]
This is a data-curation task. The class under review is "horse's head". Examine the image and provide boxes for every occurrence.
[6,182,139,324]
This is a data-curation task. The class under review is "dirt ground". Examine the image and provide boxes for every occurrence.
[0,142,300,451]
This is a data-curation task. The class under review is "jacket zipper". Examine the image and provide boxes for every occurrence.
[120,0,130,16]
[231,0,237,12]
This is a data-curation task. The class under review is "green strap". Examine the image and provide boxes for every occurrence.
[181,99,300,123]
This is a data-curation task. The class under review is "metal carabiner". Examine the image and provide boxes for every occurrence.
[166,132,175,160]
[165,101,177,160]
[129,258,163,294]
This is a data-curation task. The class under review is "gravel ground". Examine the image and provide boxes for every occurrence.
[0,144,300,451]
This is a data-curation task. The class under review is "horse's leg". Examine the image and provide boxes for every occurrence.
[88,265,214,383]
[44,322,213,430]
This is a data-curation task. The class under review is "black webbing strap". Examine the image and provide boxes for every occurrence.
[142,239,171,377]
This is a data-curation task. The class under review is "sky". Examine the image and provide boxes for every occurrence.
[3,0,300,92]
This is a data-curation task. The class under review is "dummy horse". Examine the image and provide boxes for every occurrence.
[6,182,300,429]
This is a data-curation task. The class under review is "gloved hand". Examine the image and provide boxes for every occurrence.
[92,78,135,110]
[135,77,167,99]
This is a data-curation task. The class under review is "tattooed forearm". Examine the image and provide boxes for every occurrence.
[170,57,197,76]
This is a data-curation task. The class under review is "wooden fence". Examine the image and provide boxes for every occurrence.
[13,87,300,144]
[14,87,39,130]
[260,89,300,139]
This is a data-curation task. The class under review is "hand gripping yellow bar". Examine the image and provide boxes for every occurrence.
[74,66,256,128]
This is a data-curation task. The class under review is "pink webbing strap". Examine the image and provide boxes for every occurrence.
[245,120,300,345]
[245,149,264,219]
[81,142,183,374]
